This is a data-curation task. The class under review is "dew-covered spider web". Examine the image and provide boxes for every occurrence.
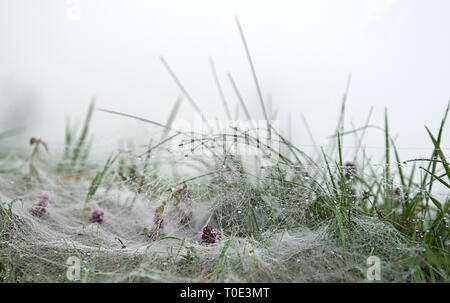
[0,128,424,283]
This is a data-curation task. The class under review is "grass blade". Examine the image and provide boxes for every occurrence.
[72,98,95,166]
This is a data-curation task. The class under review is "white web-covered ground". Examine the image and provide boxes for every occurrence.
[0,143,421,283]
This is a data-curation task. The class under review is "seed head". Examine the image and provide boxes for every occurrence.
[179,188,193,202]
[344,161,357,180]
[30,206,46,217]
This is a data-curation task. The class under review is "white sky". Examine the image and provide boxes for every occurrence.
[0,0,449,162]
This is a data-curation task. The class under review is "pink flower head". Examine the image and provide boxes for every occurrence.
[89,209,104,224]
[39,191,51,200]
[38,191,51,207]
[153,216,167,228]
[199,225,219,244]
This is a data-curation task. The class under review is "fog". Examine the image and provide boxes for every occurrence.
[0,0,449,161]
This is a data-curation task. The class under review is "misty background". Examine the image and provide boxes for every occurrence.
[0,0,449,163]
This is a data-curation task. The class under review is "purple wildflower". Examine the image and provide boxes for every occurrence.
[30,190,51,217]
[39,190,51,200]
[199,225,219,244]
[89,209,104,224]
[344,161,357,180]
[38,190,51,207]
[153,216,167,228]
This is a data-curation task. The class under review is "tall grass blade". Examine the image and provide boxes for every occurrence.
[71,98,95,166]
[235,16,270,138]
